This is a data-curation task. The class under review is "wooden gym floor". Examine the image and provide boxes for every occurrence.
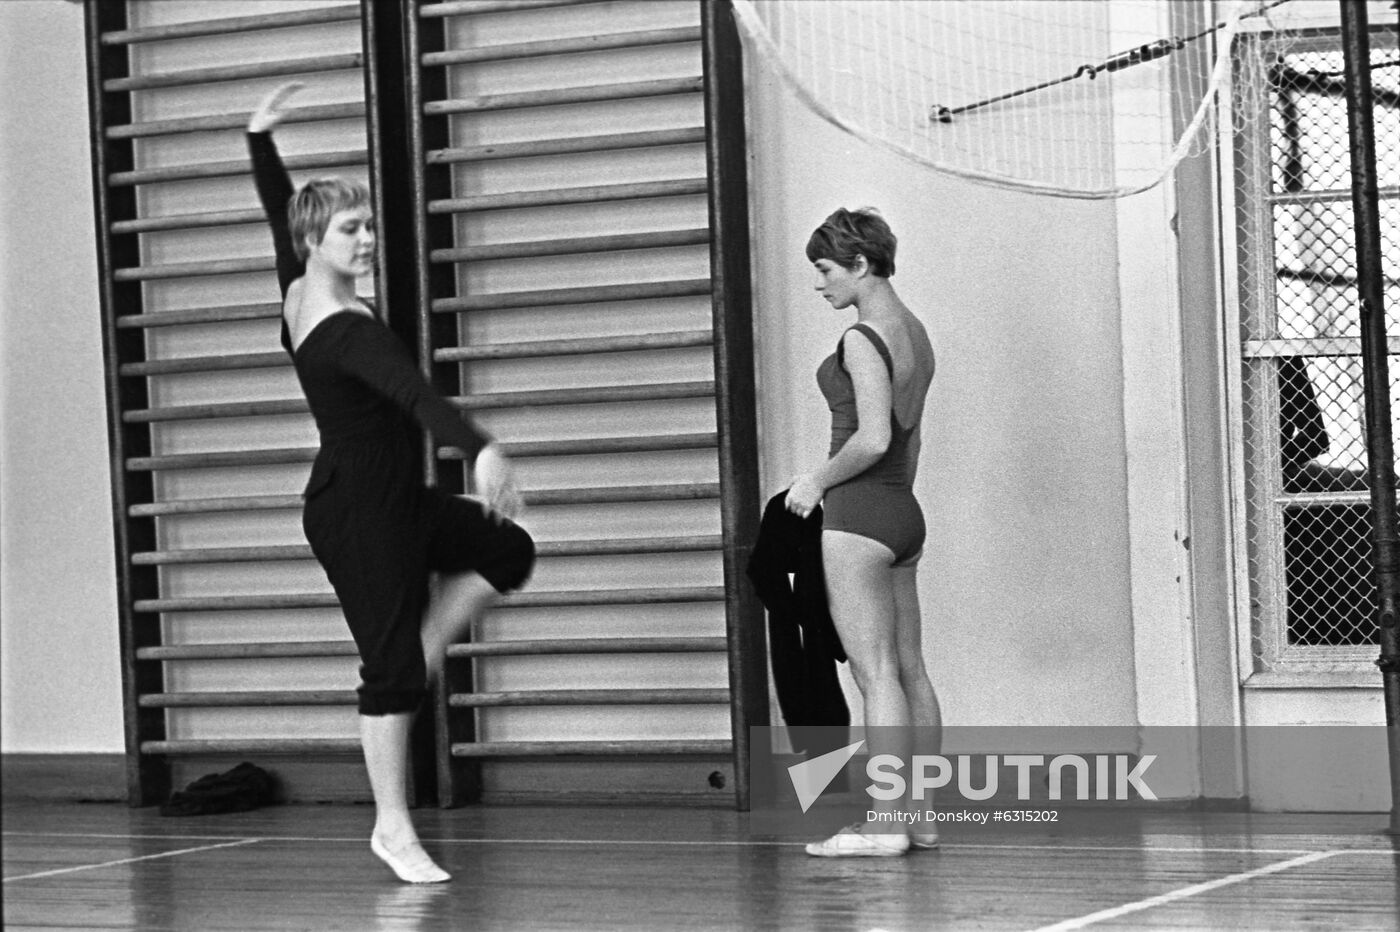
[4,798,1398,930]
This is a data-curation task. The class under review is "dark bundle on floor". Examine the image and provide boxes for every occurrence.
[159,762,278,817]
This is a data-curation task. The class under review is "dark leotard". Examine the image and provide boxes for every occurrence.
[249,132,534,715]
[817,321,935,565]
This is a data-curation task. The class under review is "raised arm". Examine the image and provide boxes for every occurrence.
[246,83,305,299]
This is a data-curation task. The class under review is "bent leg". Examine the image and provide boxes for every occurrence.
[421,572,498,686]
[421,494,536,682]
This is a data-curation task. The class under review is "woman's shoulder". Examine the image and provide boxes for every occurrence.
[841,321,898,359]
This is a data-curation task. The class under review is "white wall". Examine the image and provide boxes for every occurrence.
[1,0,125,753]
[743,39,1140,729]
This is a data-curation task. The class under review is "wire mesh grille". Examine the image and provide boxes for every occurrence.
[1232,29,1399,673]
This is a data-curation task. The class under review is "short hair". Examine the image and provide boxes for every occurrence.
[804,207,897,278]
[288,177,371,261]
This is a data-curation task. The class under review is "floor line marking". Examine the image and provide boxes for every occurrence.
[4,830,1389,855]
[1027,849,1344,931]
[3,838,261,883]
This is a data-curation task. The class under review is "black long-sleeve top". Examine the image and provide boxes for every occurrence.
[247,131,490,466]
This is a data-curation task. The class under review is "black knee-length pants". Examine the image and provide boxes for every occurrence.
[303,455,535,716]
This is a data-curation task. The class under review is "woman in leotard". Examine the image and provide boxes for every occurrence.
[247,84,535,883]
[785,208,942,857]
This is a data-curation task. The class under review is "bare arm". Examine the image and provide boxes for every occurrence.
[786,330,892,516]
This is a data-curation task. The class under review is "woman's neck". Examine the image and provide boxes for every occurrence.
[301,259,359,306]
[854,278,905,322]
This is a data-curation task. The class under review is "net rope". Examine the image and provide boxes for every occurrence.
[730,0,1293,199]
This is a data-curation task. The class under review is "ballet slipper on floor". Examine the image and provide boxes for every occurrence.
[804,823,910,858]
[371,833,451,884]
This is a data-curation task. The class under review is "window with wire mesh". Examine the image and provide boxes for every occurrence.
[1232,29,1398,672]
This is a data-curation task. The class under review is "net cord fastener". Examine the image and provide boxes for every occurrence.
[928,0,1293,124]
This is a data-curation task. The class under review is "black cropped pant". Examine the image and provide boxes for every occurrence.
[304,462,534,716]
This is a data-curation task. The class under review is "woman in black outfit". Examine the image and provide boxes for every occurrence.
[247,83,535,883]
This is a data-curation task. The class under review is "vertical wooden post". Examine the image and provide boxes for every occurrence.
[84,0,168,807]
[1338,0,1400,834]
[702,0,769,811]
[403,0,483,807]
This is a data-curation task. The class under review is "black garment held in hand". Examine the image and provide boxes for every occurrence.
[249,131,534,716]
[747,492,849,752]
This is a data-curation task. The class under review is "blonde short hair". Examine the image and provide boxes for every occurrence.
[288,177,371,261]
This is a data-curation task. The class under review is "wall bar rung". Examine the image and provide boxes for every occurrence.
[436,330,712,362]
[128,483,720,516]
[132,536,721,566]
[125,399,307,424]
[135,585,725,615]
[431,228,709,264]
[130,495,303,517]
[427,127,705,166]
[500,585,725,608]
[432,279,713,313]
[101,5,360,46]
[107,102,366,140]
[450,688,729,708]
[111,150,367,188]
[129,384,718,422]
[116,304,281,329]
[140,738,362,755]
[122,352,289,377]
[105,54,363,92]
[450,380,715,411]
[538,535,723,557]
[115,257,274,282]
[126,448,317,472]
[140,690,357,708]
[134,593,337,613]
[422,1,605,19]
[424,76,702,117]
[449,739,732,758]
[428,178,707,214]
[521,482,720,505]
[449,637,728,658]
[422,26,702,67]
[113,209,264,235]
[133,545,313,566]
[443,432,717,460]
[137,642,356,661]
[132,437,714,471]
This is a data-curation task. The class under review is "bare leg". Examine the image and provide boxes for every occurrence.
[421,571,498,685]
[892,560,942,847]
[805,530,910,857]
[361,712,449,883]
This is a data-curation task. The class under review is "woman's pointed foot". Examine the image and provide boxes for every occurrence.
[371,832,451,884]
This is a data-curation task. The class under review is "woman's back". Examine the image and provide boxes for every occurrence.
[820,312,935,487]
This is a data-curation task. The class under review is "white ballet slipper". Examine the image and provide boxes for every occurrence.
[804,822,910,858]
[909,830,940,850]
[371,833,451,884]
